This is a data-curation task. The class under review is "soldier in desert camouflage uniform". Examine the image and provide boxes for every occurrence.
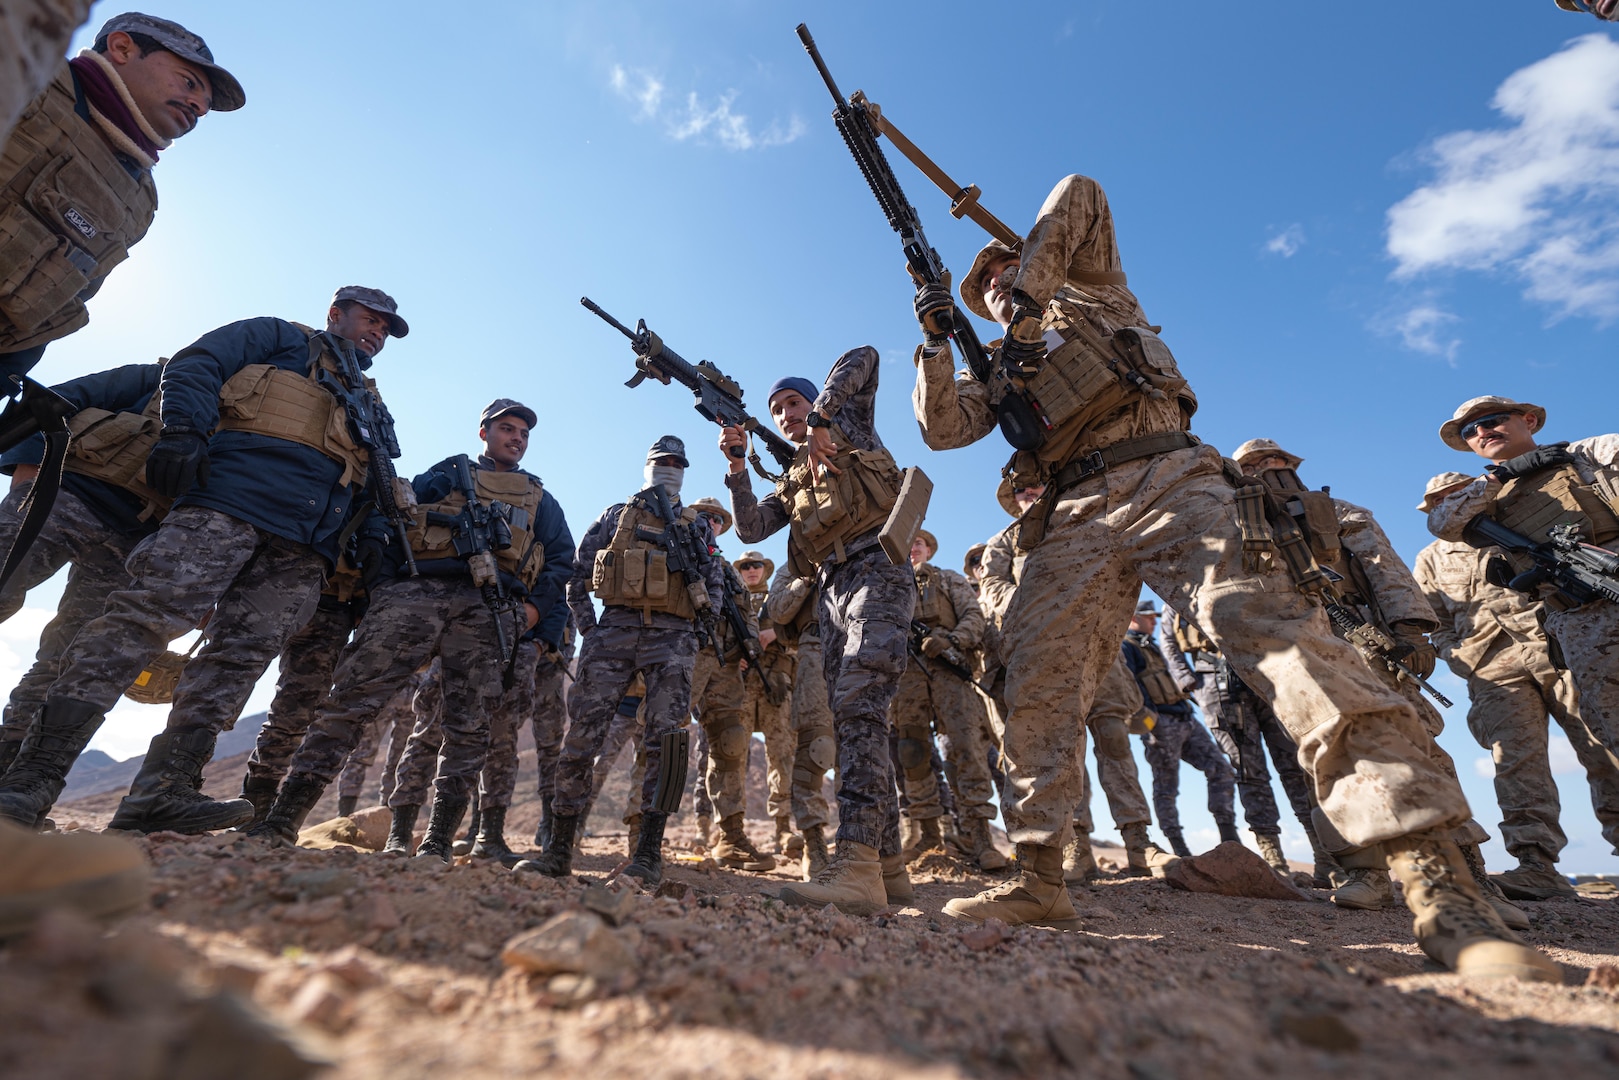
[907,172,1554,979]
[735,548,803,860]
[766,563,836,878]
[1417,469,1619,900]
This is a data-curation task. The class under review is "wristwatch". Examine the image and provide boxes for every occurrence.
[805,410,831,429]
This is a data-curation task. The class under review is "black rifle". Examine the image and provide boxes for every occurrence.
[0,376,75,591]
[1466,515,1619,606]
[631,484,716,644]
[716,565,763,672]
[1319,595,1453,709]
[314,332,417,577]
[796,24,993,386]
[581,298,798,482]
[909,619,976,682]
[425,454,521,687]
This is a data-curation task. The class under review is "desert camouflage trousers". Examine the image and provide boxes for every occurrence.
[0,484,137,749]
[689,648,747,821]
[1195,677,1315,837]
[285,576,517,804]
[531,660,567,801]
[819,543,913,855]
[892,658,997,822]
[789,635,836,831]
[243,604,356,787]
[48,506,326,738]
[391,640,538,809]
[1143,713,1235,834]
[553,621,697,819]
[1466,634,1619,859]
[1072,713,1151,835]
[740,670,794,820]
[998,445,1468,850]
[1548,601,1619,761]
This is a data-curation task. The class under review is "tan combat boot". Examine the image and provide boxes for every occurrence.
[713,813,776,871]
[774,815,804,857]
[0,820,150,936]
[695,814,713,850]
[910,815,945,860]
[1063,833,1100,883]
[900,815,922,861]
[778,840,887,916]
[1120,821,1178,879]
[1255,834,1290,876]
[1331,844,1394,910]
[941,842,1084,930]
[1493,848,1578,901]
[881,852,915,903]
[801,824,829,880]
[965,817,1010,871]
[1458,842,1531,932]
[1386,832,1562,982]
[1305,825,1340,888]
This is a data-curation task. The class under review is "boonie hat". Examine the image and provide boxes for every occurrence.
[333,285,409,338]
[733,549,774,577]
[481,398,536,429]
[960,239,1019,322]
[96,12,246,111]
[690,496,732,535]
[646,434,689,467]
[1439,396,1547,452]
[1418,471,1476,512]
[962,543,987,578]
[1231,438,1303,470]
[914,528,938,556]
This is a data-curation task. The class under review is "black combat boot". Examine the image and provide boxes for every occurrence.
[382,804,420,854]
[620,810,669,888]
[454,799,482,857]
[108,729,255,834]
[470,805,520,865]
[0,734,22,778]
[336,794,358,818]
[534,795,554,849]
[1217,821,1242,845]
[0,699,104,826]
[238,773,281,827]
[515,812,578,878]
[246,777,326,846]
[415,796,469,863]
[1164,828,1193,858]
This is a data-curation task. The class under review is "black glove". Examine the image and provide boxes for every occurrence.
[355,536,387,591]
[145,429,209,499]
[1389,621,1437,680]
[1486,442,1571,482]
[999,292,1047,377]
[913,281,954,347]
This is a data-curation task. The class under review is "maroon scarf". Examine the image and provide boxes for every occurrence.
[68,55,162,163]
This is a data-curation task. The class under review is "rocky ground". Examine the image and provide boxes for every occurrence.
[4,802,1619,1080]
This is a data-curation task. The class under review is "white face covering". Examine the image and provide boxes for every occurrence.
[646,463,684,497]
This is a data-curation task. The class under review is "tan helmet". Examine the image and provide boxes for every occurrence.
[690,497,732,536]
[960,239,1019,322]
[1439,396,1546,452]
[962,543,988,578]
[1231,438,1303,470]
[1418,471,1477,512]
[732,549,775,577]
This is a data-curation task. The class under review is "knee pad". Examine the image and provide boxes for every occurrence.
[1092,717,1132,761]
[897,730,932,778]
[713,723,749,767]
[804,730,836,773]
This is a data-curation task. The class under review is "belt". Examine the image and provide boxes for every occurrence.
[1052,430,1199,495]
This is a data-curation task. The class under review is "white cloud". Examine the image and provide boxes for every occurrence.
[1385,34,1619,323]
[1473,756,1495,779]
[1389,297,1462,364]
[1548,731,1582,777]
[606,65,801,152]
[1264,224,1305,258]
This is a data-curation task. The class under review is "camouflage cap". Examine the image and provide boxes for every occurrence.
[962,542,987,578]
[733,549,775,576]
[914,528,938,556]
[480,398,536,429]
[960,239,1019,322]
[332,285,408,337]
[1439,395,1546,452]
[690,496,731,535]
[646,434,688,467]
[1418,471,1476,512]
[1231,438,1303,469]
[97,12,245,111]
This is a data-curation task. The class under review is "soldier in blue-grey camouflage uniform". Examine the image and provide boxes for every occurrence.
[720,355,917,916]
[522,435,724,886]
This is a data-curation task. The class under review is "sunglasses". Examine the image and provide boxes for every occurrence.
[1460,413,1513,441]
[736,561,764,570]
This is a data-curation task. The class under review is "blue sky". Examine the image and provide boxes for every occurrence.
[9,2,1617,869]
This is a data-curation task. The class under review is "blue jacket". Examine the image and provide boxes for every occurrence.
[0,362,161,537]
[1122,631,1194,721]
[161,317,377,564]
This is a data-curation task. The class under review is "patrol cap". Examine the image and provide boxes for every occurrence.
[733,549,775,576]
[1231,438,1303,469]
[960,239,1018,321]
[96,12,246,112]
[1418,471,1476,512]
[332,285,409,337]
[1134,599,1160,617]
[646,434,688,467]
[914,528,938,555]
[1439,395,1546,452]
[480,398,536,429]
[767,376,819,407]
[962,542,987,578]
[690,496,732,535]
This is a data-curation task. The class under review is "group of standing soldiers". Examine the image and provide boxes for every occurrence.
[0,7,1613,991]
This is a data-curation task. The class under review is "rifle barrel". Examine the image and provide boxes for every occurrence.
[580,297,638,340]
[795,24,844,103]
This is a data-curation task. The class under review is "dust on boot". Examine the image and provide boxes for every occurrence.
[1331,844,1394,910]
[941,842,1084,930]
[713,812,775,871]
[778,839,886,917]
[108,730,255,834]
